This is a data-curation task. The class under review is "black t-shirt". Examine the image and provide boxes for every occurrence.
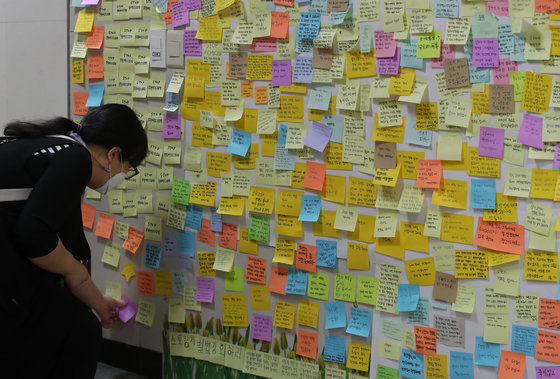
[0,136,92,302]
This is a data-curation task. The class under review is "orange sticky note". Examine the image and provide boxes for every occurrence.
[73,92,89,116]
[246,256,267,284]
[296,329,318,359]
[122,226,144,254]
[241,81,254,98]
[94,213,114,239]
[303,161,327,191]
[137,271,154,296]
[498,350,526,379]
[416,160,442,189]
[539,298,560,330]
[295,243,317,272]
[81,202,96,229]
[87,55,104,80]
[84,26,104,49]
[474,217,524,255]
[218,222,238,251]
[273,0,294,6]
[269,266,288,295]
[270,11,289,39]
[415,325,438,356]
[536,329,560,363]
[255,86,268,104]
[197,218,216,246]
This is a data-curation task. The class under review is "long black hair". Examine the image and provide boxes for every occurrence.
[4,104,148,167]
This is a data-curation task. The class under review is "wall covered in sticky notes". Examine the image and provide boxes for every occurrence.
[70,0,560,377]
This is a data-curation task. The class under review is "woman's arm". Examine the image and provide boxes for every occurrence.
[28,238,125,328]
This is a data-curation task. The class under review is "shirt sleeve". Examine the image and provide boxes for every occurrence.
[14,146,92,258]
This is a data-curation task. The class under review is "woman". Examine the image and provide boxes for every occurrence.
[0,104,148,378]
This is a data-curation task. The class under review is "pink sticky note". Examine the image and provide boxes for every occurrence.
[195,277,214,303]
[374,31,396,58]
[81,0,100,4]
[183,0,202,10]
[251,314,273,342]
[184,30,202,56]
[486,0,509,16]
[377,47,401,75]
[472,38,499,68]
[493,58,517,84]
[172,1,190,28]
[478,126,505,158]
[431,44,456,69]
[554,143,560,168]
[116,295,138,323]
[250,37,278,52]
[163,112,181,139]
[272,59,292,86]
[518,114,544,149]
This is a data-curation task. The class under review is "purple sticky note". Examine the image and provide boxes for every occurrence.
[116,295,138,323]
[210,207,223,233]
[184,30,202,56]
[183,0,202,10]
[303,121,333,152]
[518,113,544,149]
[478,127,505,158]
[377,47,401,75]
[195,276,214,303]
[251,314,273,342]
[163,112,181,139]
[472,38,499,68]
[172,1,190,28]
[555,143,560,168]
[271,60,292,86]
[536,366,560,379]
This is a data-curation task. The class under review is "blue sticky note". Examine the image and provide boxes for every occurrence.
[399,349,424,379]
[346,307,372,338]
[185,204,203,230]
[296,12,321,40]
[317,240,337,268]
[86,84,105,107]
[401,41,424,70]
[470,179,496,209]
[210,207,222,233]
[396,284,421,312]
[511,325,538,357]
[274,144,296,170]
[450,351,474,379]
[172,271,188,295]
[299,195,322,222]
[177,230,196,257]
[434,0,460,17]
[285,268,308,295]
[407,297,430,326]
[144,242,162,270]
[322,114,344,143]
[324,335,346,364]
[407,119,433,147]
[292,56,314,84]
[475,336,500,367]
[278,124,288,145]
[295,38,314,54]
[163,232,176,258]
[227,128,252,157]
[308,84,332,111]
[498,24,515,55]
[178,251,193,270]
[324,301,347,329]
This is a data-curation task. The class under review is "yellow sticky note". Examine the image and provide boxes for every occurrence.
[296,298,320,328]
[74,10,95,33]
[334,203,359,232]
[467,147,500,177]
[222,293,249,327]
[441,213,474,245]
[432,179,468,209]
[135,299,156,327]
[277,96,305,122]
[483,193,517,222]
[195,15,223,41]
[313,210,341,238]
[105,280,122,301]
[347,241,370,270]
[189,181,217,207]
[347,342,371,372]
[121,261,135,282]
[155,271,173,296]
[273,301,296,329]
[217,196,245,216]
[198,251,217,276]
[487,251,521,267]
[372,164,401,187]
[455,250,488,279]
[247,186,276,214]
[378,339,401,360]
[451,283,476,313]
[483,315,510,344]
[346,50,376,79]
[168,298,185,324]
[531,168,560,200]
[348,214,376,243]
[521,71,552,114]
[277,215,304,238]
[401,221,430,253]
[238,227,259,255]
[524,250,559,282]
[249,284,271,311]
[276,189,303,217]
[273,238,296,264]
[426,355,448,379]
[404,257,436,286]
[376,230,405,260]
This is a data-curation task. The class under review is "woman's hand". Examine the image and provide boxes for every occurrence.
[94,295,127,328]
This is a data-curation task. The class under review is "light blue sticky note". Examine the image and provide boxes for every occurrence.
[330,1,352,25]
[296,12,321,40]
[285,268,308,295]
[308,0,327,13]
[431,298,450,310]
[511,325,538,357]
[324,301,347,329]
[178,251,193,270]
[407,119,433,147]
[172,271,188,295]
[450,351,474,379]
[177,230,196,257]
[227,128,252,157]
[407,297,430,326]
[292,56,314,83]
[324,335,346,364]
[434,0,460,17]
[152,0,168,12]
[396,284,421,312]
[317,239,337,268]
[273,144,296,170]
[475,336,501,367]
[295,38,314,54]
[299,195,322,222]
[322,114,344,143]
[360,24,372,53]
[308,84,332,111]
[498,24,514,55]
[399,349,424,379]
[185,204,203,231]
[163,232,176,258]
[86,84,105,107]
[401,41,424,70]
[144,242,162,270]
[346,307,372,338]
[470,179,496,209]
[278,124,288,145]
[210,207,222,233]
[510,33,526,62]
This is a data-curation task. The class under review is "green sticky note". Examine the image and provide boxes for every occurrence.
[307,272,330,301]
[380,318,403,341]
[483,314,510,344]
[225,266,244,292]
[171,177,191,205]
[334,273,356,302]
[357,275,379,305]
[417,29,441,58]
[248,214,270,243]
[376,364,399,378]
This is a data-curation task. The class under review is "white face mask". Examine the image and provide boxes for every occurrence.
[94,160,126,195]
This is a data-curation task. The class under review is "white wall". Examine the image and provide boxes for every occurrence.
[0,0,68,131]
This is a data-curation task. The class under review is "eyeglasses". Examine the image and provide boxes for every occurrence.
[125,166,140,180]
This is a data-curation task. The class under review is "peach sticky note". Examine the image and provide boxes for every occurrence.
[84,26,104,49]
[87,55,104,80]
[246,256,267,284]
[415,325,438,356]
[122,226,144,254]
[73,92,89,116]
[269,266,288,295]
[303,161,327,191]
[137,271,154,296]
[81,202,96,229]
[296,329,318,359]
[295,243,317,272]
[535,329,560,363]
[94,213,114,239]
[474,217,524,255]
[219,222,238,251]
[416,160,443,189]
[498,350,526,379]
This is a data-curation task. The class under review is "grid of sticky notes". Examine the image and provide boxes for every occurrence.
[72,0,560,377]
